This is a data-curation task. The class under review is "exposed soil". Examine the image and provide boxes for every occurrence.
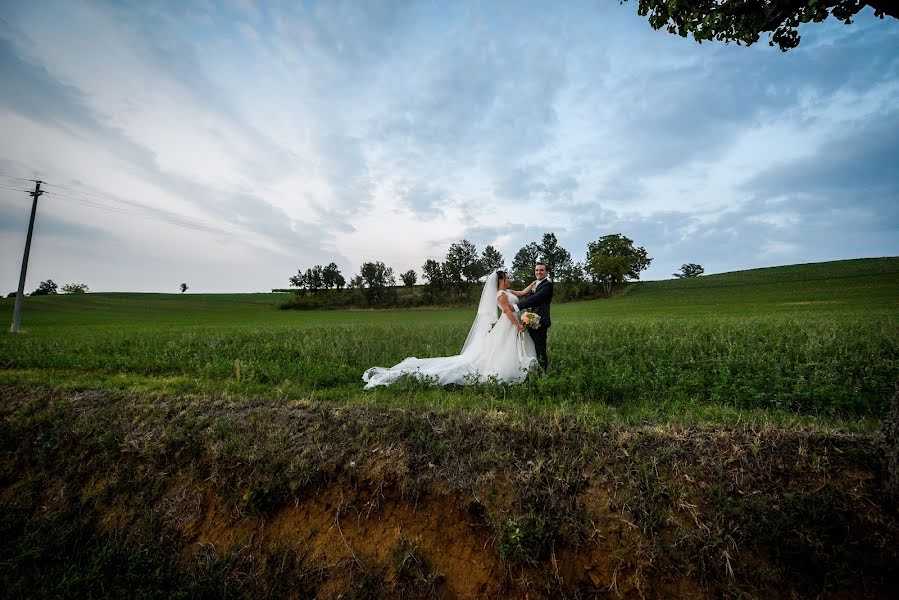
[1,384,897,598]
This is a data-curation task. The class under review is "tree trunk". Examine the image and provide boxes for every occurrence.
[601,279,613,296]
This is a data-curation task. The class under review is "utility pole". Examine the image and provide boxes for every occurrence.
[10,180,43,333]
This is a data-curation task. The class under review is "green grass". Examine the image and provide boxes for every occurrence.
[1,257,897,430]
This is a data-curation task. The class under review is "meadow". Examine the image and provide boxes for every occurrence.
[2,257,898,597]
[1,257,897,429]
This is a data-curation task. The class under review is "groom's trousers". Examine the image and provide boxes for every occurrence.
[530,325,549,371]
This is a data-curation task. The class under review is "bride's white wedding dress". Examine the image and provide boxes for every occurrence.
[362,273,538,388]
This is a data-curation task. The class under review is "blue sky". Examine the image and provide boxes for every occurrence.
[1,0,897,293]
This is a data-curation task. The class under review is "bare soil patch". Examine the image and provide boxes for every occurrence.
[1,384,897,598]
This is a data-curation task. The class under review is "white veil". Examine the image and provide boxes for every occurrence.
[460,271,500,357]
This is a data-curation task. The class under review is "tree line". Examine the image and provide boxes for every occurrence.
[283,233,705,310]
[6,280,89,298]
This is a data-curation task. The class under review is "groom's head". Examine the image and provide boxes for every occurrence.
[535,263,547,280]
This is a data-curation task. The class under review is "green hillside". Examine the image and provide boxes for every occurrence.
[567,256,899,318]
[1,257,896,430]
[2,257,897,329]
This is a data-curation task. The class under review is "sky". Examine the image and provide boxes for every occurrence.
[1,1,897,293]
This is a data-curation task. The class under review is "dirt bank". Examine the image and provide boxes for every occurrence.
[1,385,896,598]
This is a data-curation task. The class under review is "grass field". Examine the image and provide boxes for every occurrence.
[1,257,897,429]
[2,257,898,597]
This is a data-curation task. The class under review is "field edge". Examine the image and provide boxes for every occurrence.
[2,384,896,598]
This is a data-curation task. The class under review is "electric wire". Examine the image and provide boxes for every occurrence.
[41,191,262,242]
[0,172,268,243]
[0,174,38,184]
[0,184,33,193]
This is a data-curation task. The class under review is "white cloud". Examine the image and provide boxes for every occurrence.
[1,1,897,291]
[760,240,801,257]
[747,212,801,229]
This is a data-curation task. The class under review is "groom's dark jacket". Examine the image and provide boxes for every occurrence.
[516,278,553,327]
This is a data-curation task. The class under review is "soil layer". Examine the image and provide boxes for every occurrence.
[1,385,897,598]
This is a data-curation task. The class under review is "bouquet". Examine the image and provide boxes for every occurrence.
[520,311,541,329]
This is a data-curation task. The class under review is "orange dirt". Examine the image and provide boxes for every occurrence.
[152,476,710,598]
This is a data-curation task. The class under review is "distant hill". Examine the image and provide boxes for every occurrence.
[2,257,897,326]
[562,257,899,318]
[647,257,899,288]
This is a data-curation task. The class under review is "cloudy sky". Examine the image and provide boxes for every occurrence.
[1,1,897,293]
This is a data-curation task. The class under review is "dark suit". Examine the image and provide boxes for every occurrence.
[516,278,553,370]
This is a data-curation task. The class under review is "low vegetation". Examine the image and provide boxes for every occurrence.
[1,257,897,597]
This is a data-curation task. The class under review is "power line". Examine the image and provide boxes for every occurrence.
[43,191,234,234]
[37,178,257,238]
[0,184,33,193]
[41,179,157,209]
[42,181,231,227]
[0,174,38,184]
[42,190,261,242]
[1,172,269,244]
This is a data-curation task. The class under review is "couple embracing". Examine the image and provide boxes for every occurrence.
[363,263,553,389]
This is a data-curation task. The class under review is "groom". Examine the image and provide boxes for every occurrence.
[516,262,553,371]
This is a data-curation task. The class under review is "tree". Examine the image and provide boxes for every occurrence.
[537,233,573,279]
[348,274,364,289]
[444,240,481,288]
[587,255,630,295]
[480,245,505,275]
[322,263,343,290]
[180,283,188,293]
[586,234,652,294]
[334,273,346,290]
[401,269,417,287]
[557,260,586,284]
[61,283,89,294]
[673,263,705,278]
[511,242,540,284]
[421,258,446,303]
[31,280,58,296]
[558,260,589,299]
[358,261,395,305]
[305,265,324,293]
[289,270,306,292]
[624,0,897,52]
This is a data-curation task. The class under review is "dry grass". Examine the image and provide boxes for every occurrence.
[2,385,897,598]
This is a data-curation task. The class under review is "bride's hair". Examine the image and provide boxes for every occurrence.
[496,270,506,282]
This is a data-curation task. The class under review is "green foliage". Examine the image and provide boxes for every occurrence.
[400,269,417,287]
[290,263,345,293]
[60,282,89,294]
[322,262,345,290]
[421,258,446,304]
[444,239,482,289]
[537,232,573,279]
[586,233,652,294]
[30,279,57,296]
[673,263,704,278]
[512,242,540,284]
[306,265,324,291]
[624,0,897,51]
[511,233,578,286]
[358,261,396,306]
[480,244,505,273]
[556,261,590,299]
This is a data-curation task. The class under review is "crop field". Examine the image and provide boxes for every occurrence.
[1,257,898,598]
[2,257,897,429]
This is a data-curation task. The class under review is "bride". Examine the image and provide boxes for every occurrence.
[362,271,539,388]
